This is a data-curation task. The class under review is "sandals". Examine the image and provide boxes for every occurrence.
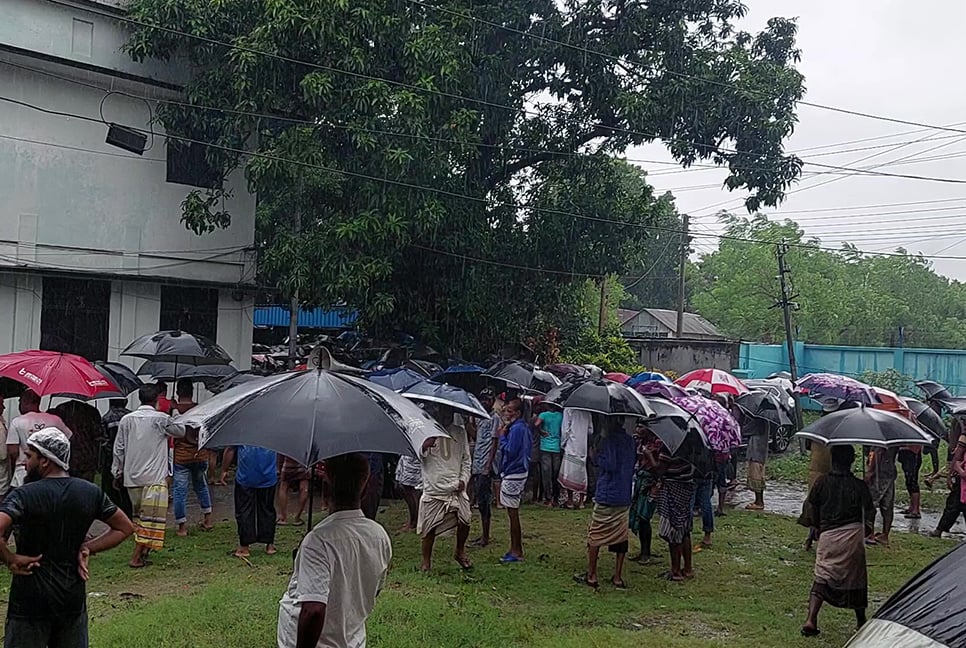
[500,553,523,564]
[611,578,627,590]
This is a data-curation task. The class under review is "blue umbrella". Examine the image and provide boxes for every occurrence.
[430,364,486,393]
[626,371,670,386]
[400,380,489,419]
[367,368,427,392]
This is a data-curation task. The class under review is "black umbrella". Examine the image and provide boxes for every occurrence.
[121,330,232,365]
[846,543,966,647]
[795,405,934,448]
[188,371,450,463]
[400,381,489,419]
[94,362,144,397]
[367,368,426,392]
[483,359,537,392]
[905,398,948,442]
[209,371,260,395]
[736,390,793,428]
[639,397,714,476]
[137,361,238,383]
[545,379,655,418]
[915,380,953,401]
[430,364,486,394]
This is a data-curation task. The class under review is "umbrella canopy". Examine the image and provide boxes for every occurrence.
[367,368,427,392]
[93,361,143,397]
[872,387,913,419]
[121,330,232,365]
[675,368,749,396]
[482,359,535,391]
[0,350,119,399]
[542,363,589,381]
[845,543,966,648]
[905,398,947,442]
[795,406,935,448]
[635,380,692,401]
[915,380,953,401]
[545,380,655,418]
[186,371,451,464]
[640,397,708,453]
[137,361,238,382]
[603,372,630,383]
[530,369,562,395]
[796,373,877,405]
[768,371,793,380]
[626,371,670,386]
[400,381,489,419]
[429,364,486,393]
[637,384,741,454]
[736,390,793,428]
[209,371,261,395]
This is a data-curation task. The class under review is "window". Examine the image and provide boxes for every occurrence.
[166,139,221,189]
[159,285,219,340]
[40,277,111,361]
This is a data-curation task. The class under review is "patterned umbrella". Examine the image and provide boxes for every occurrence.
[635,383,740,453]
[796,373,878,405]
[676,368,749,396]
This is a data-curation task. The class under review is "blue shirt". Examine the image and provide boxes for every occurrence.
[236,446,278,489]
[593,431,636,507]
[537,411,563,453]
[500,418,532,477]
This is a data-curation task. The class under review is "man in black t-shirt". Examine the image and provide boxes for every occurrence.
[0,428,134,648]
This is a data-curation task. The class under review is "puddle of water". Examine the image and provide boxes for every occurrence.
[729,476,966,538]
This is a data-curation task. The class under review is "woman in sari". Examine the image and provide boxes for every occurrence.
[558,408,591,509]
[801,444,873,637]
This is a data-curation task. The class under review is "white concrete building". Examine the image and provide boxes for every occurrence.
[0,0,255,371]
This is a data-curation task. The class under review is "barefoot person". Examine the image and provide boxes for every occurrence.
[112,384,185,569]
[630,422,662,563]
[221,445,278,558]
[416,405,473,571]
[865,446,897,547]
[171,379,213,537]
[277,453,391,648]
[276,456,312,526]
[578,418,635,589]
[394,454,422,533]
[498,398,532,564]
[745,417,769,511]
[559,408,590,509]
[470,389,500,547]
[645,440,696,582]
[800,445,873,637]
[1,429,134,648]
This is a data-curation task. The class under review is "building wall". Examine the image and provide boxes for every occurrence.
[626,338,740,375]
[622,312,671,338]
[0,274,43,353]
[217,291,254,372]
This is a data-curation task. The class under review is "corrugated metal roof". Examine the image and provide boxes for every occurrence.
[253,306,358,329]
[643,308,723,338]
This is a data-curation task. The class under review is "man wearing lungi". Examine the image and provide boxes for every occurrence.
[112,384,185,569]
[801,444,874,637]
[417,405,472,572]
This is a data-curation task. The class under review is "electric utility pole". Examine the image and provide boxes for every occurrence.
[775,240,803,430]
[675,215,689,338]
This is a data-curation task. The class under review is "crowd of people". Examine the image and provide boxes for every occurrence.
[0,370,961,647]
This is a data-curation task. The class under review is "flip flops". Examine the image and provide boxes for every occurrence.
[500,553,523,564]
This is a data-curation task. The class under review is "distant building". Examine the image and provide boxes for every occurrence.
[618,308,725,340]
[0,0,255,368]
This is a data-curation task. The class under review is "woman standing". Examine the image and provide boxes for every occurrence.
[646,441,697,582]
[629,422,662,562]
[559,408,591,509]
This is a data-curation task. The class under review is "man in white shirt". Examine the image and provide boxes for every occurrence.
[112,384,185,568]
[278,453,392,648]
[6,389,69,488]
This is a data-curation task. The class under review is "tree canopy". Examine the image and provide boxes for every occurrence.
[690,215,966,348]
[126,0,804,357]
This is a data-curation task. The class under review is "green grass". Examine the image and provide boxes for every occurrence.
[0,502,953,647]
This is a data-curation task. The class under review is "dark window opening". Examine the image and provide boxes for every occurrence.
[159,285,219,341]
[40,277,111,361]
[166,139,221,189]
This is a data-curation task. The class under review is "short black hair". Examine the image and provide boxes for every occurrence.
[322,453,370,507]
[138,383,160,406]
[176,378,193,398]
[830,444,855,471]
[20,389,40,407]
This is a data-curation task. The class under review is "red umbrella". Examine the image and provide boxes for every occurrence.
[604,372,630,383]
[0,350,119,399]
[676,368,750,396]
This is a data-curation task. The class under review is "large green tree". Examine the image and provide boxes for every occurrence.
[691,215,966,348]
[126,0,804,356]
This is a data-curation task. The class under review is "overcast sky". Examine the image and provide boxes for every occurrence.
[627,0,966,280]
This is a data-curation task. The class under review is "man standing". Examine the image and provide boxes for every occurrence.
[221,445,278,558]
[0,428,134,648]
[533,402,563,507]
[112,384,185,569]
[866,446,897,547]
[417,405,472,571]
[470,389,500,547]
[578,418,635,589]
[498,398,531,564]
[100,399,132,518]
[6,390,68,489]
[931,415,966,537]
[744,417,770,511]
[277,453,391,648]
[171,379,213,537]
[360,453,384,521]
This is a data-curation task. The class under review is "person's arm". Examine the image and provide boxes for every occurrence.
[0,506,41,576]
[952,441,966,479]
[112,419,127,483]
[6,445,17,473]
[293,535,331,648]
[79,508,134,581]
[218,447,236,485]
[296,602,326,648]
[162,415,187,439]
[459,433,471,489]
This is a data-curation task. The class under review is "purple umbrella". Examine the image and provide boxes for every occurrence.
[797,373,878,405]
[636,384,740,454]
[634,381,692,401]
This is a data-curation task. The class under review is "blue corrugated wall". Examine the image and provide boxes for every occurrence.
[253,306,358,329]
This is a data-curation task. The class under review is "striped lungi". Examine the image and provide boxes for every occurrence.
[129,483,168,550]
[657,480,695,545]
[500,473,528,509]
